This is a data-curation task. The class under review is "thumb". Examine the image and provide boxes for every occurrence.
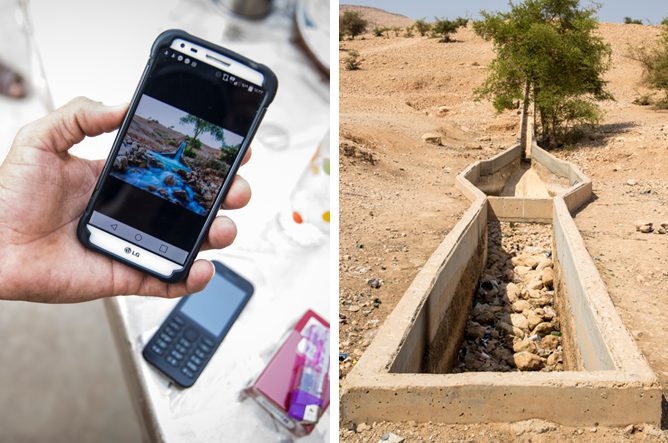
[17,96,128,154]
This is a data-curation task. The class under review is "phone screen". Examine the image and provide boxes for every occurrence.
[179,270,250,337]
[88,45,265,265]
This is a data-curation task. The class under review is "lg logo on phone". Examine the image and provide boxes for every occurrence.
[124,247,140,257]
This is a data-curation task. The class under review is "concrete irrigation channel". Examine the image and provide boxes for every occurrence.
[340,108,661,426]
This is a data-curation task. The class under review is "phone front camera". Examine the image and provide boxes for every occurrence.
[180,43,185,48]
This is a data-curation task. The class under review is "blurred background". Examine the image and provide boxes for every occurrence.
[0,0,329,441]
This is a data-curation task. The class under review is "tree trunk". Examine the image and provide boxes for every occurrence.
[520,80,531,155]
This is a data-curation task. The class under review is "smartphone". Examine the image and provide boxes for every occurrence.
[77,30,277,282]
[142,260,253,387]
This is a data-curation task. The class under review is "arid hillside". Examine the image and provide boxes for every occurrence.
[339,4,413,28]
[339,13,668,442]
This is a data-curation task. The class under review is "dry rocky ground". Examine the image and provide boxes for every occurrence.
[339,8,668,442]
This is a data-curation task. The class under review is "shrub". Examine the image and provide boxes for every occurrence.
[372,26,384,37]
[344,50,361,70]
[630,23,668,106]
[624,17,643,25]
[404,25,414,37]
[340,11,368,40]
[474,0,612,148]
[431,17,467,42]
[414,19,431,36]
[632,94,652,106]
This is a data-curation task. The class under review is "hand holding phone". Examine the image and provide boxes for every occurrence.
[78,30,277,282]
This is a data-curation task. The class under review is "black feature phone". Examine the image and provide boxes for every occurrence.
[142,261,253,387]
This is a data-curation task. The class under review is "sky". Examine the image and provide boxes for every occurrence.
[134,95,243,149]
[343,0,668,24]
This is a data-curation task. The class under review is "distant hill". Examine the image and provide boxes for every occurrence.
[340,4,414,28]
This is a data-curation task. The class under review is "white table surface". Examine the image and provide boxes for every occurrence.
[27,0,330,441]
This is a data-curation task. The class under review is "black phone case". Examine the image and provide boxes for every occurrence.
[77,29,278,283]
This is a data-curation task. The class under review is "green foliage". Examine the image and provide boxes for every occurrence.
[404,25,414,37]
[474,0,612,148]
[631,23,668,106]
[632,94,652,106]
[624,17,643,25]
[414,19,431,36]
[662,18,668,26]
[219,144,240,164]
[372,26,384,37]
[340,11,368,40]
[431,17,467,42]
[344,50,361,70]
[183,146,197,158]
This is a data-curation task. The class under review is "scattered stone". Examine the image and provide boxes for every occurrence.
[356,422,369,433]
[626,179,638,186]
[512,300,531,313]
[510,313,528,330]
[635,220,653,233]
[379,433,405,443]
[466,322,486,339]
[436,106,449,117]
[527,311,543,330]
[506,283,520,302]
[546,351,562,366]
[367,277,383,289]
[541,267,554,288]
[113,155,128,172]
[536,258,552,271]
[513,352,543,371]
[513,339,537,354]
[532,322,555,336]
[624,424,638,435]
[541,334,560,350]
[421,133,442,146]
[511,419,557,435]
[163,174,176,186]
[173,189,189,202]
[527,279,543,290]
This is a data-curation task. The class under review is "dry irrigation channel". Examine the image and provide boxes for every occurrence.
[341,105,661,427]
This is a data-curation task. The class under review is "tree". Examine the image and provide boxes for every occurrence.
[179,114,220,150]
[474,0,612,148]
[624,17,643,25]
[340,11,367,40]
[631,22,668,107]
[431,17,467,42]
[414,19,431,36]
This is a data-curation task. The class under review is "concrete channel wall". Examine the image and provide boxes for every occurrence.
[341,138,661,426]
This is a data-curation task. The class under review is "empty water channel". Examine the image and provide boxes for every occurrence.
[421,158,575,374]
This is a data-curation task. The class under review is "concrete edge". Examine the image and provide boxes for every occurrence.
[488,196,553,223]
[349,196,487,377]
[552,197,658,381]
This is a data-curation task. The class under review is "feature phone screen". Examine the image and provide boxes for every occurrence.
[179,273,249,336]
[89,46,265,264]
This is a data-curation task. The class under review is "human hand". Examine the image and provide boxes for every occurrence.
[0,97,251,302]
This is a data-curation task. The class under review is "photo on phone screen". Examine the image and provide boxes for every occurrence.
[79,34,275,279]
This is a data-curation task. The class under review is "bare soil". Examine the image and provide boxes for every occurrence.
[339,15,668,443]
